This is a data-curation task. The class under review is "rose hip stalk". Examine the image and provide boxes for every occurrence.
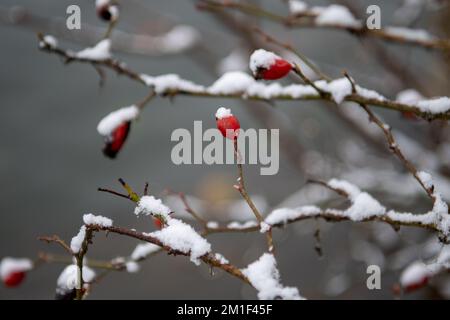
[215,107,240,140]
[250,49,292,80]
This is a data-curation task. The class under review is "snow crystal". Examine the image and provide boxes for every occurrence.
[75,39,111,60]
[134,195,172,219]
[241,253,302,300]
[249,49,280,74]
[140,73,205,94]
[206,221,219,229]
[131,243,160,260]
[400,261,430,287]
[315,5,361,28]
[385,27,435,42]
[97,105,139,136]
[0,258,33,279]
[57,264,96,290]
[260,222,271,233]
[83,213,113,227]
[396,89,424,104]
[149,219,211,265]
[214,253,229,265]
[215,107,232,119]
[227,221,259,229]
[417,97,450,114]
[264,206,321,225]
[125,261,140,273]
[288,0,308,15]
[208,71,255,95]
[328,178,361,198]
[70,226,86,254]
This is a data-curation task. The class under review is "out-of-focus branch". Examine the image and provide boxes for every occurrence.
[198,0,450,51]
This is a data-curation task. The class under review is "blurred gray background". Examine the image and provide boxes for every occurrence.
[1,0,449,299]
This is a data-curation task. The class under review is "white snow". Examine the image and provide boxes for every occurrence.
[396,89,424,104]
[134,195,172,219]
[288,0,308,15]
[206,221,219,229]
[208,71,255,95]
[241,253,302,300]
[345,192,386,221]
[140,73,205,94]
[40,35,58,49]
[125,261,140,273]
[214,253,229,265]
[249,49,281,75]
[108,5,119,20]
[355,85,386,101]
[0,258,33,279]
[131,243,160,260]
[95,0,110,8]
[385,27,435,42]
[75,39,112,60]
[316,78,353,104]
[57,264,96,290]
[97,105,139,136]
[227,221,259,229]
[417,97,450,114]
[260,222,271,233]
[83,213,113,227]
[218,49,248,74]
[157,25,200,54]
[315,5,361,28]
[417,171,433,189]
[70,226,86,254]
[265,206,321,225]
[149,218,211,265]
[400,261,430,287]
[328,178,361,198]
[215,107,232,119]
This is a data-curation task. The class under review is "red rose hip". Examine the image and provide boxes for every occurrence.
[103,121,131,158]
[215,107,240,140]
[250,49,292,80]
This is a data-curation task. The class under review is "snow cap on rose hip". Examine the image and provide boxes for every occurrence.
[215,107,241,140]
[249,49,292,80]
[0,257,33,288]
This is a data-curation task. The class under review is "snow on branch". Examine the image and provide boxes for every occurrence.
[199,0,450,51]
[242,253,302,300]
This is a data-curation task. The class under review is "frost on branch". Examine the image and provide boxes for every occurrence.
[148,218,211,265]
[242,253,302,300]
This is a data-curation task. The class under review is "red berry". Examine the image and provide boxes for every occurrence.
[404,276,429,293]
[216,115,240,140]
[153,217,163,229]
[259,58,292,80]
[103,121,131,158]
[4,271,26,287]
[401,111,418,121]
